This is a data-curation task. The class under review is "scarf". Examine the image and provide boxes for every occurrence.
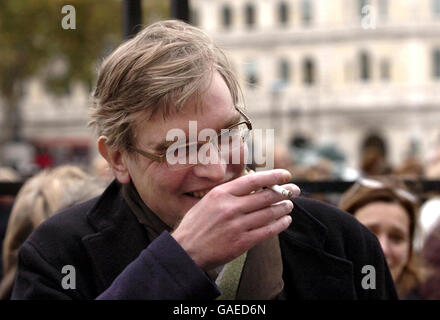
[122,181,284,299]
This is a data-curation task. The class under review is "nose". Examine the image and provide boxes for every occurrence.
[192,147,227,181]
[378,235,392,263]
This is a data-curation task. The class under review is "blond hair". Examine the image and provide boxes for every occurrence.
[0,167,20,182]
[2,166,86,270]
[89,20,242,151]
[0,165,106,299]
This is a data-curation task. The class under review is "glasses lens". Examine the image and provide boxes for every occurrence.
[359,178,384,189]
[357,178,417,203]
[218,123,249,164]
[165,142,197,171]
[220,123,250,147]
[395,189,417,203]
[165,123,251,170]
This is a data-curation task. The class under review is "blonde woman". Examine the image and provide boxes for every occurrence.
[0,165,105,299]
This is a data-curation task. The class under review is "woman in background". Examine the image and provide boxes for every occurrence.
[415,221,440,299]
[0,165,106,299]
[339,178,424,298]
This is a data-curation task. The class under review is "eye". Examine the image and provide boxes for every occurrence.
[220,128,235,139]
[389,232,406,244]
[217,129,231,145]
[166,144,187,158]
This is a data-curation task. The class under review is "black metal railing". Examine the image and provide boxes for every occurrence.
[2,180,440,197]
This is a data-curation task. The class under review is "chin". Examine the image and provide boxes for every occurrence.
[390,269,400,282]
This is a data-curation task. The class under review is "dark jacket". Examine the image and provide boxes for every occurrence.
[11,180,397,300]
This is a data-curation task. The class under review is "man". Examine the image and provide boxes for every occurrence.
[12,20,397,300]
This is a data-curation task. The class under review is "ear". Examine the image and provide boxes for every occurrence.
[97,136,131,184]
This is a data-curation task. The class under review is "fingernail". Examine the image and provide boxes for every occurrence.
[285,200,294,211]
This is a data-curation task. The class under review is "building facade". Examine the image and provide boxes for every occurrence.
[0,78,95,175]
[191,0,440,172]
[2,0,440,176]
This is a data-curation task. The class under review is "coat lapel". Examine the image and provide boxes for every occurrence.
[81,181,150,293]
[79,182,357,299]
[279,198,357,299]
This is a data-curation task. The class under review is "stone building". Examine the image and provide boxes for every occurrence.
[190,0,440,174]
[0,78,94,175]
[2,0,440,176]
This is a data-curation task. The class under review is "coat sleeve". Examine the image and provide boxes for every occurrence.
[96,231,221,300]
[285,197,399,300]
[11,231,221,300]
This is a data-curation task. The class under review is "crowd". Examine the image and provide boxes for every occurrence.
[273,143,440,299]
[274,141,440,182]
[2,162,439,300]
[1,141,440,300]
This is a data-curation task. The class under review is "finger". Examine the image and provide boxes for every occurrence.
[238,184,299,213]
[225,169,292,196]
[239,200,293,231]
[245,214,293,245]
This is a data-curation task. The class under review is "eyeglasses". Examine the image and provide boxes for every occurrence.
[128,106,253,171]
[352,178,418,204]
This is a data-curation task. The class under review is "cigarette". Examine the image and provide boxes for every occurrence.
[269,184,293,198]
[244,169,293,198]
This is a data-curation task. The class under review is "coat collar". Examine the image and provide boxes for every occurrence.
[279,198,356,299]
[282,198,328,251]
[81,180,150,293]
[81,181,356,299]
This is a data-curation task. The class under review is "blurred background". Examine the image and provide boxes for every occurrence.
[1,0,440,182]
[0,0,168,177]
[192,0,440,183]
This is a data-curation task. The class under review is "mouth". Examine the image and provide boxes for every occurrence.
[184,189,212,199]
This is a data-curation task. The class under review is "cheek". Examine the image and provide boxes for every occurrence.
[232,144,248,172]
[242,143,249,164]
[127,159,181,195]
[145,167,188,195]
[392,241,410,266]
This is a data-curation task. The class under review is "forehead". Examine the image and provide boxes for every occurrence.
[355,201,410,232]
[133,72,238,148]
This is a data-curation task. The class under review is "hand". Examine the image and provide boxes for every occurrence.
[171,169,300,271]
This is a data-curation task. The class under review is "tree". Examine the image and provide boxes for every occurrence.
[0,0,169,158]
[0,0,121,149]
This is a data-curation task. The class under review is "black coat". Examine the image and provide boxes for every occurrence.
[11,180,397,300]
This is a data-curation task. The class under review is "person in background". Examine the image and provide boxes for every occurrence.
[90,155,114,183]
[0,165,106,299]
[414,197,440,252]
[273,143,295,175]
[339,178,425,298]
[415,220,440,299]
[0,167,21,280]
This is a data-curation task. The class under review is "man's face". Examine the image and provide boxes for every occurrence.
[122,72,246,228]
